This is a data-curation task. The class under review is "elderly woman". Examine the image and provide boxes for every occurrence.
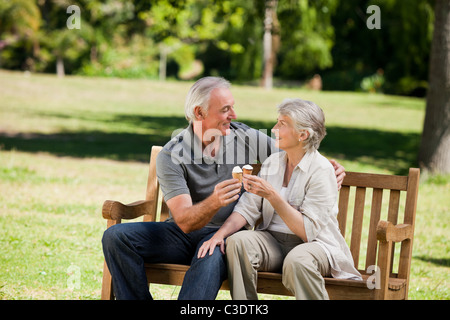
[197,98,361,300]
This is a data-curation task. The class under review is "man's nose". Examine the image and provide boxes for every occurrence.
[229,107,237,119]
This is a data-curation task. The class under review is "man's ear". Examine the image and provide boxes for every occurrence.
[194,106,205,120]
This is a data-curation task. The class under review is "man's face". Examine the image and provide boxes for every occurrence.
[201,87,237,136]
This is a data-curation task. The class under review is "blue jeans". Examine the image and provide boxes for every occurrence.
[102,221,227,300]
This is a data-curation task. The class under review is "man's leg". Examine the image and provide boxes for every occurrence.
[178,228,228,300]
[102,221,193,300]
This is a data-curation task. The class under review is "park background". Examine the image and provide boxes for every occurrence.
[0,0,448,299]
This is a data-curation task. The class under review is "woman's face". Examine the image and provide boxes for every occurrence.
[271,114,301,150]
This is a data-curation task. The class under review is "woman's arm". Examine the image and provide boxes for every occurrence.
[266,192,308,241]
[243,174,307,241]
[197,212,248,258]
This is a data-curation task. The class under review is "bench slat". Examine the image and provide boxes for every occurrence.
[343,172,408,191]
[350,187,366,267]
[365,188,383,269]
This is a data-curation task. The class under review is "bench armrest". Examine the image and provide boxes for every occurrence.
[376,220,413,242]
[102,199,155,220]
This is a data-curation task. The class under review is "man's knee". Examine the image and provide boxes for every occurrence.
[102,224,126,250]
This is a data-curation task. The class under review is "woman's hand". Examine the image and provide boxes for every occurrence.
[243,174,277,201]
[197,234,226,258]
[197,212,249,259]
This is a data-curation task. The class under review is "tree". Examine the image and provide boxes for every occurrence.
[276,0,338,80]
[0,0,41,70]
[262,0,278,89]
[418,0,450,174]
[141,0,245,80]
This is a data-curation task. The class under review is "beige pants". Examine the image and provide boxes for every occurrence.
[226,230,331,300]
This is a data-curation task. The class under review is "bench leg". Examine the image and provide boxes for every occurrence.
[101,260,114,300]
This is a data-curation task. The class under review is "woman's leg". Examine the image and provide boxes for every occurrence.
[282,242,331,300]
[225,230,283,300]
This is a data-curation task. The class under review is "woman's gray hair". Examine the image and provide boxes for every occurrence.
[277,98,326,152]
[184,76,231,122]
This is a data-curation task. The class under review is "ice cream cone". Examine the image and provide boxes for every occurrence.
[242,164,253,175]
[232,166,243,182]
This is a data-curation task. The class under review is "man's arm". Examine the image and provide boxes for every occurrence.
[166,179,241,233]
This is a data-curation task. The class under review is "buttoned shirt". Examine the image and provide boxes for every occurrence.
[233,150,362,280]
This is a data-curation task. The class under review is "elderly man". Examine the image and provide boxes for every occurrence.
[102,77,345,300]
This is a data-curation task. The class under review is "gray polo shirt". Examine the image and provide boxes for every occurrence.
[156,121,277,229]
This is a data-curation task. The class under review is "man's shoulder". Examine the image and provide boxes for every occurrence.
[161,126,189,152]
[230,121,265,135]
[230,121,252,131]
[230,121,271,142]
[156,126,191,166]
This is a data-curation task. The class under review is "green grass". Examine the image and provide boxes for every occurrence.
[0,70,448,300]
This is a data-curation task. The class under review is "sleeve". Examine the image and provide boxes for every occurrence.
[232,191,263,229]
[300,165,339,242]
[156,149,190,202]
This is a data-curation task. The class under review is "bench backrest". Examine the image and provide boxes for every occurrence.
[144,146,419,281]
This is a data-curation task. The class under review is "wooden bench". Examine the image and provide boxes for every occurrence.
[101,146,420,300]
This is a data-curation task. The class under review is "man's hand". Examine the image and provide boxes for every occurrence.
[330,159,346,190]
[210,179,242,209]
[166,178,241,234]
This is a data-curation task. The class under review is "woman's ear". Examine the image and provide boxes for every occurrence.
[299,130,310,141]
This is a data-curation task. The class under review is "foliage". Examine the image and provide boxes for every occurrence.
[326,0,434,95]
[0,0,435,95]
[360,69,385,93]
[276,0,338,78]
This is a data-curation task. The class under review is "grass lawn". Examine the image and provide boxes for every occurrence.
[0,70,448,300]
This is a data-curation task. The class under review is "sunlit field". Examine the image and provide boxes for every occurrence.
[0,70,448,299]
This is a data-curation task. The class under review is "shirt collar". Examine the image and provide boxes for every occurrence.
[186,122,230,162]
[281,149,315,173]
[297,150,315,172]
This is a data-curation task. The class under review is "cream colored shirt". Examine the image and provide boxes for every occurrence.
[233,150,362,280]
[268,187,295,234]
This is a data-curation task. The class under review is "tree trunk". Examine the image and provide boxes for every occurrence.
[159,45,168,81]
[418,0,450,174]
[56,55,65,78]
[262,0,278,90]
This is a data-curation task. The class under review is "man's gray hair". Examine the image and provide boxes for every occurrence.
[184,77,231,122]
[277,98,326,152]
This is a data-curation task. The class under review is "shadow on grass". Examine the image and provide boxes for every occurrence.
[0,115,420,174]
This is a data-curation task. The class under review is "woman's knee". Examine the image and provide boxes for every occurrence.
[283,246,315,275]
[225,231,252,255]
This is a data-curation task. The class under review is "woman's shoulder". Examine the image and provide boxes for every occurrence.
[258,151,285,176]
[262,150,286,166]
[309,150,335,176]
